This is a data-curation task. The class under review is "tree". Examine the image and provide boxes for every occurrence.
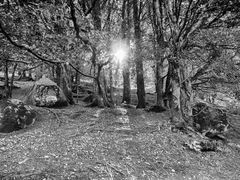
[0,0,76,103]
[121,0,131,104]
[149,0,240,123]
[133,0,146,108]
[149,0,168,108]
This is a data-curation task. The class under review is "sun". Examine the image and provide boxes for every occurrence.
[111,39,128,63]
[114,48,127,62]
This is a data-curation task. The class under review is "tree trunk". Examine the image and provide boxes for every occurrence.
[135,60,146,108]
[122,63,131,104]
[121,0,131,104]
[51,65,55,80]
[4,60,10,99]
[114,61,120,87]
[95,64,113,107]
[155,57,164,107]
[170,58,193,124]
[62,64,75,105]
[56,63,74,105]
[151,0,166,108]
[92,0,102,30]
[9,63,18,98]
[109,60,114,103]
[56,63,61,86]
[179,65,193,125]
[133,0,145,108]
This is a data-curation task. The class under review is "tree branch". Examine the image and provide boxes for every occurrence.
[22,63,44,71]
[5,59,30,64]
[69,63,95,79]
[85,0,97,16]
[0,21,57,65]
[191,44,221,82]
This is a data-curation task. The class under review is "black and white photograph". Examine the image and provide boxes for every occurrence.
[0,0,240,179]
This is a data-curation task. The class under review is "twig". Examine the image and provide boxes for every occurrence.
[43,108,62,133]
[105,162,125,177]
[191,105,208,117]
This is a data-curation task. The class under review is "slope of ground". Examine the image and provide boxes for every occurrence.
[0,82,240,179]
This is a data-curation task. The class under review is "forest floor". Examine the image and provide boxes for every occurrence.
[0,81,240,180]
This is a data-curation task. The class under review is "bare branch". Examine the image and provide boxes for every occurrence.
[85,0,97,16]
[0,21,57,65]
[69,63,95,79]
[22,63,44,71]
[5,59,30,64]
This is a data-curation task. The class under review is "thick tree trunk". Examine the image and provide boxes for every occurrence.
[55,63,74,105]
[133,0,145,108]
[155,58,164,107]
[95,65,113,107]
[170,59,193,124]
[179,65,193,125]
[56,63,61,86]
[122,64,131,104]
[135,59,145,108]
[164,61,173,108]
[92,0,102,30]
[62,64,75,105]
[121,0,131,104]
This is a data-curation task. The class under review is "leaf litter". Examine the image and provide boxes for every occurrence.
[0,102,240,180]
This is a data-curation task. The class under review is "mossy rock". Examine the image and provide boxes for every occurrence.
[192,102,228,133]
[25,77,68,107]
[0,99,37,133]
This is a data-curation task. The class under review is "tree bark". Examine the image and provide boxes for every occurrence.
[121,0,131,104]
[95,64,112,107]
[55,63,74,105]
[179,65,193,125]
[109,60,114,103]
[4,60,10,99]
[155,57,164,106]
[122,63,131,104]
[150,0,166,108]
[133,0,145,108]
[91,0,102,30]
[56,63,61,87]
[9,63,18,98]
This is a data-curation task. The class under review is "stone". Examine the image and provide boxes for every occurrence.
[25,77,68,107]
[0,99,37,133]
[192,102,228,133]
[146,105,167,113]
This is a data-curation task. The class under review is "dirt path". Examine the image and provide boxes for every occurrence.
[0,104,240,179]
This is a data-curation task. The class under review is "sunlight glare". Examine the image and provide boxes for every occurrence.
[111,39,128,63]
[114,48,127,62]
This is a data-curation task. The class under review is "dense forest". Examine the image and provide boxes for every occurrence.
[1,0,240,179]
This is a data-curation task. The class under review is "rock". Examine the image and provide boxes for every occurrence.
[0,99,37,133]
[121,103,135,109]
[192,102,228,133]
[199,140,218,152]
[184,139,218,152]
[25,77,68,107]
[146,105,167,113]
[204,131,227,141]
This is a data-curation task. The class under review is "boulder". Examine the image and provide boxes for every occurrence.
[25,77,68,107]
[146,105,167,113]
[0,99,37,133]
[192,102,228,133]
